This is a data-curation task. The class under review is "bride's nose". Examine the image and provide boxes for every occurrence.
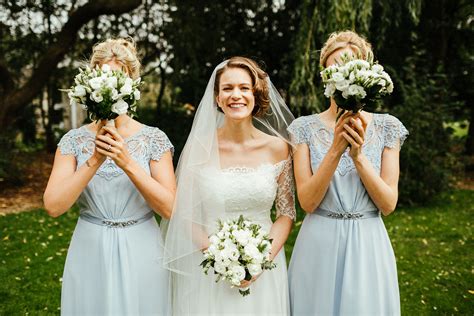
[231,88,242,99]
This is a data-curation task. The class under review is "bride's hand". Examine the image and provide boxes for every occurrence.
[238,273,262,288]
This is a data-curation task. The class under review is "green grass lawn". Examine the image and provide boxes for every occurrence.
[1,190,473,315]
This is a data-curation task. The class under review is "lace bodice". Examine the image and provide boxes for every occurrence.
[201,159,296,227]
[58,125,174,180]
[56,124,174,220]
[288,113,408,176]
[288,113,408,213]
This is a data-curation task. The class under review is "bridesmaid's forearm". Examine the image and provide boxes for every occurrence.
[298,148,341,213]
[123,160,175,219]
[353,154,398,215]
[268,216,292,260]
[44,157,103,217]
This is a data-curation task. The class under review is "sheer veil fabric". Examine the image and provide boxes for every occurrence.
[162,60,295,315]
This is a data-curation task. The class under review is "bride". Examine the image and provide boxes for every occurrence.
[163,57,296,315]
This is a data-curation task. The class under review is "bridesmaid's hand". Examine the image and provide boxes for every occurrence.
[342,115,368,160]
[330,112,358,156]
[95,126,133,170]
[89,120,108,167]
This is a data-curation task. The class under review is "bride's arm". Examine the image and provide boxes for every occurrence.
[268,158,295,260]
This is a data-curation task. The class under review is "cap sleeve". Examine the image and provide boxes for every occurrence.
[383,114,409,150]
[149,128,174,161]
[57,129,78,156]
[288,117,310,145]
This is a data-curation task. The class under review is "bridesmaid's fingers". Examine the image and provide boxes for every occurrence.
[102,126,125,142]
[343,124,364,145]
[349,118,365,139]
[341,132,359,149]
[96,147,115,158]
[96,135,121,148]
[95,140,119,154]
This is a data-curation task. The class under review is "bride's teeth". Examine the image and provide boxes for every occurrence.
[229,104,245,108]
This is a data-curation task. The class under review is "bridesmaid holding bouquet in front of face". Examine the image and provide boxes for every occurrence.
[288,30,408,316]
[43,38,175,315]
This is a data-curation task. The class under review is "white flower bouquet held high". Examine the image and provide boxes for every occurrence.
[63,64,143,122]
[320,52,394,120]
[200,215,276,296]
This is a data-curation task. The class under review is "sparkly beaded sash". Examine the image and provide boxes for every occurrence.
[80,212,154,228]
[315,208,380,220]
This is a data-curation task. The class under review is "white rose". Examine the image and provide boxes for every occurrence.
[232,229,251,246]
[335,79,350,91]
[214,261,226,274]
[208,244,218,256]
[209,235,220,245]
[101,64,111,72]
[372,64,384,74]
[133,89,140,100]
[90,90,103,103]
[105,76,117,89]
[120,83,133,95]
[111,99,128,115]
[111,88,119,100]
[247,263,262,277]
[229,263,246,282]
[324,84,336,98]
[73,85,86,97]
[332,72,345,83]
[89,77,103,90]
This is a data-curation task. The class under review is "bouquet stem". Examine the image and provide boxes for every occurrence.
[105,119,115,128]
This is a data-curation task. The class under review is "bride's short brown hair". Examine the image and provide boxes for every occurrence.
[214,57,270,117]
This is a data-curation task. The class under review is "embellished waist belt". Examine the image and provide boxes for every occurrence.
[315,208,380,220]
[80,212,154,228]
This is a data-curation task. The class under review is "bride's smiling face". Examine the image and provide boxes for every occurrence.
[216,67,255,120]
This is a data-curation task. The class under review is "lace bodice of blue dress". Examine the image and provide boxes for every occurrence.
[57,124,174,220]
[288,112,408,214]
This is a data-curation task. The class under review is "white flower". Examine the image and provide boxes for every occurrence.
[335,79,350,91]
[232,229,251,246]
[324,84,336,98]
[229,263,246,282]
[90,90,103,103]
[214,261,226,274]
[101,64,111,72]
[89,77,103,90]
[73,85,86,97]
[111,99,128,115]
[342,84,367,99]
[105,76,117,89]
[209,235,220,245]
[120,82,133,95]
[332,72,345,83]
[111,88,119,100]
[247,263,262,277]
[372,64,384,74]
[208,244,218,256]
[133,89,141,100]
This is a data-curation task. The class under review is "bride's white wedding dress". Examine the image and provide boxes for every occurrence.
[187,159,296,315]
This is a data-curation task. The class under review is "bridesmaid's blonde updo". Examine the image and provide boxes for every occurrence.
[214,56,270,117]
[320,31,373,67]
[90,38,141,79]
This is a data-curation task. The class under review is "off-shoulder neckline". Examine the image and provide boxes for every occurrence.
[220,157,290,173]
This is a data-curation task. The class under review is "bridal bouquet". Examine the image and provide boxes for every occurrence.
[200,215,276,296]
[320,52,393,119]
[64,64,142,122]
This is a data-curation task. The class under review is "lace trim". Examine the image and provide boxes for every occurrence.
[297,113,405,176]
[275,158,296,221]
[383,115,409,149]
[56,125,174,180]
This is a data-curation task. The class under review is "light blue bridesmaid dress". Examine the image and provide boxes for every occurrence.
[57,124,173,316]
[288,113,408,316]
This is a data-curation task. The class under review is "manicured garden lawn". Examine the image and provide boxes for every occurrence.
[1,191,473,314]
